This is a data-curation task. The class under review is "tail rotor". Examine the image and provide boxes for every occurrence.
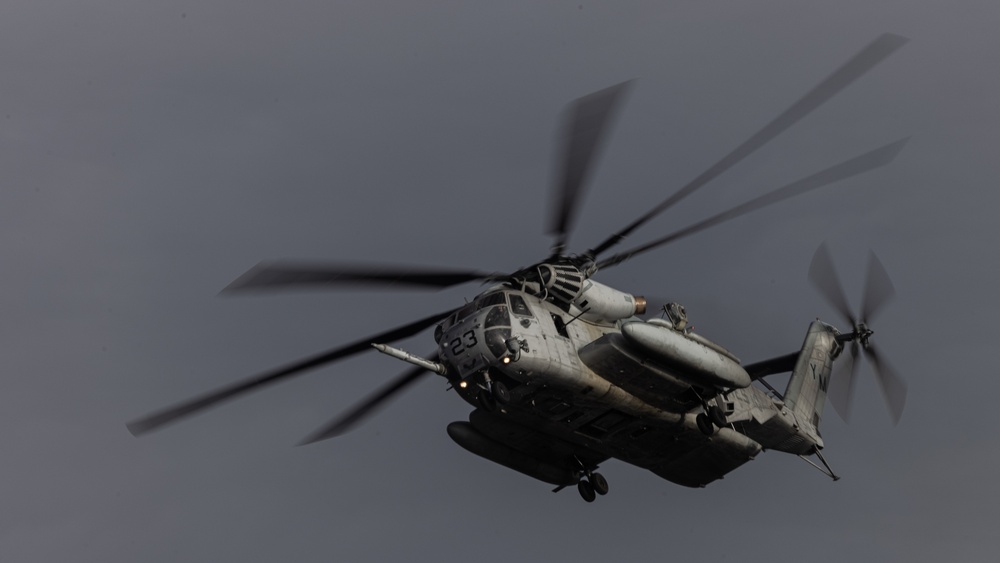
[808,243,907,424]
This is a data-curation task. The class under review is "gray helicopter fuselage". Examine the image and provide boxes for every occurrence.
[435,287,833,487]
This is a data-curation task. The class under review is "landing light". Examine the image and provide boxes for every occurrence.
[459,381,468,389]
[502,356,512,364]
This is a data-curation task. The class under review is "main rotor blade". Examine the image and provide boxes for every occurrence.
[809,242,855,327]
[223,262,496,293]
[126,310,453,436]
[549,81,632,254]
[596,138,909,270]
[828,340,859,422]
[587,33,909,258]
[865,344,907,425]
[299,360,434,445]
[860,250,896,323]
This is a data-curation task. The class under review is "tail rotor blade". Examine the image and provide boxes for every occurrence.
[828,340,859,422]
[860,250,896,323]
[809,242,856,326]
[865,345,907,425]
[299,362,432,445]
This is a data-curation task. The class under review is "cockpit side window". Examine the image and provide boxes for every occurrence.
[456,302,477,321]
[509,294,532,317]
[440,312,458,331]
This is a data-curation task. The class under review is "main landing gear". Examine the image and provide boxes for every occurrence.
[560,457,610,503]
[576,470,609,502]
[696,405,728,436]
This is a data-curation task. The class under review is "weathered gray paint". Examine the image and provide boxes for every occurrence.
[434,287,838,490]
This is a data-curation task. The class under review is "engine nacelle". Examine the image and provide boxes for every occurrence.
[533,263,644,323]
[570,280,646,324]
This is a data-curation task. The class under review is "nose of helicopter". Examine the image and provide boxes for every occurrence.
[437,298,513,379]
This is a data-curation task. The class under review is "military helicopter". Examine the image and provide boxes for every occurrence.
[128,33,909,502]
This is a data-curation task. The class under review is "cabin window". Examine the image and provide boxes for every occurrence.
[509,294,532,317]
[550,313,569,338]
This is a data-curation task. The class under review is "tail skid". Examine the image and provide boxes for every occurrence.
[799,448,841,481]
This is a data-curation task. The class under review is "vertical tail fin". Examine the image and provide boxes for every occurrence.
[783,321,842,437]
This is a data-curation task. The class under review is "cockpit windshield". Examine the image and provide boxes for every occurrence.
[479,292,506,308]
[485,305,510,328]
[436,291,514,360]
[442,291,510,331]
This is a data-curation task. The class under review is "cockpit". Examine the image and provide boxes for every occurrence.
[435,290,534,377]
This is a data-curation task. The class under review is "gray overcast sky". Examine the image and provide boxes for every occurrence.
[2,1,998,561]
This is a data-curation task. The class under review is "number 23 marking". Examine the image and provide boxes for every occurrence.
[450,330,478,355]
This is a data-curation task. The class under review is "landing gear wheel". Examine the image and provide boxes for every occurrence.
[578,479,596,503]
[696,412,714,436]
[477,390,497,412]
[490,380,511,405]
[590,472,609,496]
[709,405,727,428]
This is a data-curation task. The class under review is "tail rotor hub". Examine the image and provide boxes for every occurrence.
[853,323,874,349]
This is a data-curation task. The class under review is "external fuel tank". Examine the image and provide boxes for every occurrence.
[620,320,750,389]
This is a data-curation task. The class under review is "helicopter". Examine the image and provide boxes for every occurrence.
[128,33,909,502]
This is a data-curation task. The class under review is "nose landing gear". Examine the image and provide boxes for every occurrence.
[475,376,512,412]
